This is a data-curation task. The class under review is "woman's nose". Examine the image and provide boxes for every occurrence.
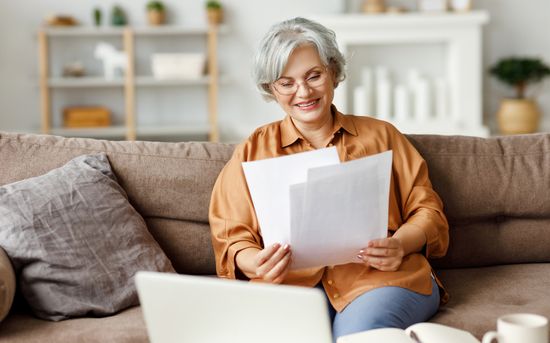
[295,81,314,97]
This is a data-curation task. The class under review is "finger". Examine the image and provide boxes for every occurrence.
[361,255,401,272]
[362,247,396,257]
[257,245,290,277]
[269,253,292,283]
[255,243,281,266]
[368,238,398,248]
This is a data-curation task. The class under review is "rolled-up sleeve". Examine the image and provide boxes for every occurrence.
[209,146,263,279]
[390,128,449,259]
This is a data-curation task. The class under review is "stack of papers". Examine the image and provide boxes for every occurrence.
[242,147,392,269]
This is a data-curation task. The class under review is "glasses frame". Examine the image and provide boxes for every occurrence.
[270,66,330,96]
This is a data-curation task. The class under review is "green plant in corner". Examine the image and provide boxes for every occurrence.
[489,57,550,135]
[489,57,550,99]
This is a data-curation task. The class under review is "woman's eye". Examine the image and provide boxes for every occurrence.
[280,82,294,88]
[308,74,321,81]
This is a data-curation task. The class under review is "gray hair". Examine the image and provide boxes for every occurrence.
[252,17,346,101]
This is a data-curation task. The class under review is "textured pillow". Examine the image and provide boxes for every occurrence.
[0,247,16,322]
[0,153,174,321]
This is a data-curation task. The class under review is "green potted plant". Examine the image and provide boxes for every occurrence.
[146,1,165,26]
[206,0,223,25]
[489,57,550,134]
[111,5,127,26]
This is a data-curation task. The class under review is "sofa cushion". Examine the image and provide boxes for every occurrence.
[432,263,550,339]
[0,247,16,322]
[0,306,147,343]
[407,133,550,268]
[0,153,174,321]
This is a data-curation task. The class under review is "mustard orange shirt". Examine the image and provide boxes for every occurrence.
[209,107,449,312]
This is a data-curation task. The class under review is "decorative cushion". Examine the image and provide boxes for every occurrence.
[0,247,16,322]
[0,153,174,321]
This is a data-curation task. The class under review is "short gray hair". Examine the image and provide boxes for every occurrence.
[252,17,346,101]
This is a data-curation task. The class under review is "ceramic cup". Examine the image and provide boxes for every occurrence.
[482,313,548,343]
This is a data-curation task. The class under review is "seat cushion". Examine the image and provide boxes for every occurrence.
[432,263,550,339]
[0,306,147,343]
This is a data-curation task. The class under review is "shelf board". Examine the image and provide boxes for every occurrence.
[134,25,229,35]
[49,124,210,139]
[48,75,228,88]
[41,25,229,37]
[136,124,210,136]
[135,76,210,86]
[311,11,489,28]
[50,126,127,138]
[48,77,124,88]
[136,75,229,87]
[42,27,125,37]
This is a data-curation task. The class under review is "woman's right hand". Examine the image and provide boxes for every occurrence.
[236,243,292,283]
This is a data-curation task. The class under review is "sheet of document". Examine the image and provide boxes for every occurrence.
[290,150,392,269]
[241,147,340,247]
[242,148,393,270]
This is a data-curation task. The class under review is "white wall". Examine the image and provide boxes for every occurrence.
[0,0,549,141]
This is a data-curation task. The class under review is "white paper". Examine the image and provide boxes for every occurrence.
[291,150,392,269]
[242,148,393,270]
[242,147,340,247]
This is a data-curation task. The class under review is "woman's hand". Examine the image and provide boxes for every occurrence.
[357,237,405,272]
[236,243,292,283]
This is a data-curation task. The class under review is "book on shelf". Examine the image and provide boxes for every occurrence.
[337,322,480,343]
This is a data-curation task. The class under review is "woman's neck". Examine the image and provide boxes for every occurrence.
[292,112,334,149]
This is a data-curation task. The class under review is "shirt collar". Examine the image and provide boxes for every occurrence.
[280,105,358,148]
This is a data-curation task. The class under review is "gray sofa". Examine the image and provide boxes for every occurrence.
[0,131,549,342]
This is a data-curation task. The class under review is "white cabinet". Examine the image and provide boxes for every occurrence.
[313,11,490,137]
[38,25,224,141]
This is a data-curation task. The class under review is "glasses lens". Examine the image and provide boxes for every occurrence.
[273,68,327,95]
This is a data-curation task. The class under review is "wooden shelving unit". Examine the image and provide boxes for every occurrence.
[38,25,225,142]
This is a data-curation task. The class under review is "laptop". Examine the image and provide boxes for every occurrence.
[135,271,333,343]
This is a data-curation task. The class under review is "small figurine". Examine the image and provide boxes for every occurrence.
[94,42,127,79]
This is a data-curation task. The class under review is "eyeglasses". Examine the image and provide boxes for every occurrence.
[271,67,329,96]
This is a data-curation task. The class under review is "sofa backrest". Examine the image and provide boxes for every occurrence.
[0,132,233,275]
[2,132,549,273]
[408,133,550,269]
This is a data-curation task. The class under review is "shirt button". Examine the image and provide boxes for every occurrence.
[327,280,334,285]
[333,293,340,299]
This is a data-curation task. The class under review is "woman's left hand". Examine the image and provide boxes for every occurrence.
[357,237,405,272]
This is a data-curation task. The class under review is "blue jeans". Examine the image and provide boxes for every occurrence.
[323,278,440,342]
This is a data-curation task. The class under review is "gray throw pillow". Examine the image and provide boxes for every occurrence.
[0,153,174,321]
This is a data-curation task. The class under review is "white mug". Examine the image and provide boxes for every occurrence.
[482,313,548,343]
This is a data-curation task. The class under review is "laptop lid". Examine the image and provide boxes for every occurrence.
[135,271,333,343]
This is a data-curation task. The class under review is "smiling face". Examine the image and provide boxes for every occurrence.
[271,44,335,131]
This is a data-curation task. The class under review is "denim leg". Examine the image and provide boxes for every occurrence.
[332,279,440,342]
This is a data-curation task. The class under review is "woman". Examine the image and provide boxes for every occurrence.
[209,17,449,341]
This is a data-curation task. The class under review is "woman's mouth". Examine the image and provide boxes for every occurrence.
[295,99,320,111]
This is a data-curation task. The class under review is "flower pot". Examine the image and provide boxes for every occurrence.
[207,9,223,25]
[497,98,540,135]
[363,0,386,13]
[147,10,165,26]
